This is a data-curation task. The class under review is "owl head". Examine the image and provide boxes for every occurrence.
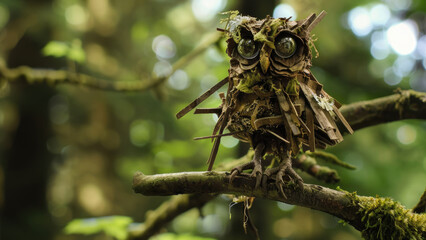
[221,11,326,78]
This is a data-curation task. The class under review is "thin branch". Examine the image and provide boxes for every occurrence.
[0,32,222,92]
[133,171,426,239]
[127,194,217,240]
[340,89,426,131]
[127,153,254,240]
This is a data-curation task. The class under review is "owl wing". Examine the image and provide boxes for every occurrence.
[176,77,229,119]
[298,70,353,151]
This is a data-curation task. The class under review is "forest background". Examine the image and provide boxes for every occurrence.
[0,0,425,239]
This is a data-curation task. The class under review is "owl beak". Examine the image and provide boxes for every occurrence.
[259,45,272,74]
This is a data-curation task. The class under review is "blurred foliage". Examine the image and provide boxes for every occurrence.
[151,233,216,240]
[65,216,132,240]
[0,0,424,240]
[42,39,86,63]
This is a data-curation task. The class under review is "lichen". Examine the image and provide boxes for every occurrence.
[344,191,426,240]
[220,11,253,43]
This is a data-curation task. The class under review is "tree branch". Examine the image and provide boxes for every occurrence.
[133,171,426,239]
[0,32,222,92]
[127,153,254,239]
[340,89,426,131]
[127,91,426,239]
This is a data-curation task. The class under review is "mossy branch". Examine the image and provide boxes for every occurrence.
[0,32,222,92]
[127,152,254,240]
[127,151,342,239]
[133,171,426,240]
[339,89,426,131]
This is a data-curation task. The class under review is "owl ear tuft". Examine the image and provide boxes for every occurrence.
[297,10,327,33]
[306,10,327,32]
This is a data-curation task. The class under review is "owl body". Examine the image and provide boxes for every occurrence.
[219,13,352,159]
[177,11,353,173]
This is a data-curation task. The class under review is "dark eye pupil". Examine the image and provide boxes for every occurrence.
[275,37,296,58]
[237,39,259,59]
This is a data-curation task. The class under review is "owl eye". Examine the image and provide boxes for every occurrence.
[274,36,297,58]
[237,38,260,59]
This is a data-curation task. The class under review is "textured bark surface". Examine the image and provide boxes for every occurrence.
[129,90,426,239]
[340,89,426,131]
[133,171,426,239]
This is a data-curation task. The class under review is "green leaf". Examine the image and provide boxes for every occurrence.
[42,41,69,58]
[68,39,86,63]
[42,39,85,63]
[64,216,133,240]
[151,233,216,240]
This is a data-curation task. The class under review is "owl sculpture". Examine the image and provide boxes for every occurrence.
[176,11,353,192]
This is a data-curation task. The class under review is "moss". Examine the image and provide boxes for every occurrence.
[285,78,299,97]
[344,191,426,240]
[253,18,285,49]
[236,70,262,93]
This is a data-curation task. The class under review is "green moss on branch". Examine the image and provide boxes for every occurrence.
[345,193,426,240]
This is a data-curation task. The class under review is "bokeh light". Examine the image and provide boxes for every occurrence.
[168,69,190,90]
[347,2,424,88]
[191,0,227,22]
[129,120,164,147]
[384,0,412,11]
[220,136,238,148]
[273,218,295,238]
[386,20,418,55]
[383,67,402,86]
[369,3,391,27]
[396,125,417,145]
[370,31,390,60]
[277,202,295,211]
[153,60,173,78]
[392,56,415,77]
[152,35,176,59]
[348,7,373,37]
[416,35,426,58]
[273,3,297,19]
[65,4,88,26]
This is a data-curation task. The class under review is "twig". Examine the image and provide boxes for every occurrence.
[0,32,222,92]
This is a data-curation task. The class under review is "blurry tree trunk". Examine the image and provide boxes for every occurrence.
[1,3,56,238]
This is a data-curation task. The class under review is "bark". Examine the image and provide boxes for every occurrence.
[339,89,426,131]
[127,90,426,239]
[133,171,426,240]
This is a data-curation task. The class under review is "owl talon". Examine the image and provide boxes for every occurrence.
[229,143,265,188]
[264,153,304,197]
[229,162,253,184]
[286,167,304,190]
[275,178,287,199]
[262,167,278,188]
